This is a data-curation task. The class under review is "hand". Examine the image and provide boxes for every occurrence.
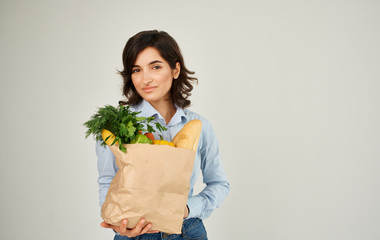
[100,218,159,237]
[184,205,189,218]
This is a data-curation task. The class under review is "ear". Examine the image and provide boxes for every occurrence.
[173,62,181,79]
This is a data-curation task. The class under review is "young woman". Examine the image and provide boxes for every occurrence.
[96,30,230,240]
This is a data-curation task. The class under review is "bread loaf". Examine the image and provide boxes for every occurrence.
[172,119,202,151]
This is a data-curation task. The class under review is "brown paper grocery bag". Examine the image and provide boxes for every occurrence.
[101,143,196,234]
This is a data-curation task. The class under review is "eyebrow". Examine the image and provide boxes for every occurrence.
[132,60,163,68]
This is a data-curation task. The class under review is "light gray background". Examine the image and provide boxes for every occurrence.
[1,0,379,239]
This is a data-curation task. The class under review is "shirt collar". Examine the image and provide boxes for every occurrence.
[135,100,188,126]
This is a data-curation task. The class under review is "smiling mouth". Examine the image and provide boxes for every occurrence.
[142,86,157,93]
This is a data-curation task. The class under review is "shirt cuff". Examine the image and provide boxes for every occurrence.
[186,196,202,219]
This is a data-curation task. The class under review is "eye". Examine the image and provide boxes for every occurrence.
[152,65,161,70]
[131,68,140,73]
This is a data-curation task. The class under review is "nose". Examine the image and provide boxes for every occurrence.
[142,70,153,85]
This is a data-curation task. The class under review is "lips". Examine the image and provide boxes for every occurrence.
[142,86,157,93]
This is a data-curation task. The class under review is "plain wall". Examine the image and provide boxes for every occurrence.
[1,0,379,239]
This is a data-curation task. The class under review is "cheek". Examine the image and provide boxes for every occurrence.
[159,71,174,85]
[130,78,142,94]
[131,76,140,87]
[161,77,173,90]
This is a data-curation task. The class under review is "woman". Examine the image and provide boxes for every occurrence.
[96,30,230,240]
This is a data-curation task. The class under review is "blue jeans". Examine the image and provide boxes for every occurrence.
[114,218,208,240]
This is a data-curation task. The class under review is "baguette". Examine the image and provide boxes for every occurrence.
[172,119,202,151]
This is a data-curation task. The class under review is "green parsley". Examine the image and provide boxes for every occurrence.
[84,104,167,152]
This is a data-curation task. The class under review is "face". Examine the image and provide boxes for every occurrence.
[131,47,180,106]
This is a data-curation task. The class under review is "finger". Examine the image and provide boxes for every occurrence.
[184,206,189,218]
[118,219,128,234]
[140,223,153,235]
[131,218,146,235]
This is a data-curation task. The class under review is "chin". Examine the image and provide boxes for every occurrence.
[142,95,160,103]
[139,91,170,104]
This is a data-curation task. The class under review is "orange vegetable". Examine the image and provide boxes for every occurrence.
[144,132,155,141]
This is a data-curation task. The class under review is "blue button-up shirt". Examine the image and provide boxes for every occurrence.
[96,100,230,219]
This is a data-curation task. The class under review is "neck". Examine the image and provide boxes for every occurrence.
[149,99,176,125]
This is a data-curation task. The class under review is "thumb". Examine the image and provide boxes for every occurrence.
[100,221,112,228]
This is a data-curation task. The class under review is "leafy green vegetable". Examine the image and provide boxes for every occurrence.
[83,104,167,152]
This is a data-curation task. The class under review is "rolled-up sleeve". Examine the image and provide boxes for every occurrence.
[95,141,118,207]
[186,120,230,219]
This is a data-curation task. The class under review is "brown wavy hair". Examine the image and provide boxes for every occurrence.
[118,30,198,108]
